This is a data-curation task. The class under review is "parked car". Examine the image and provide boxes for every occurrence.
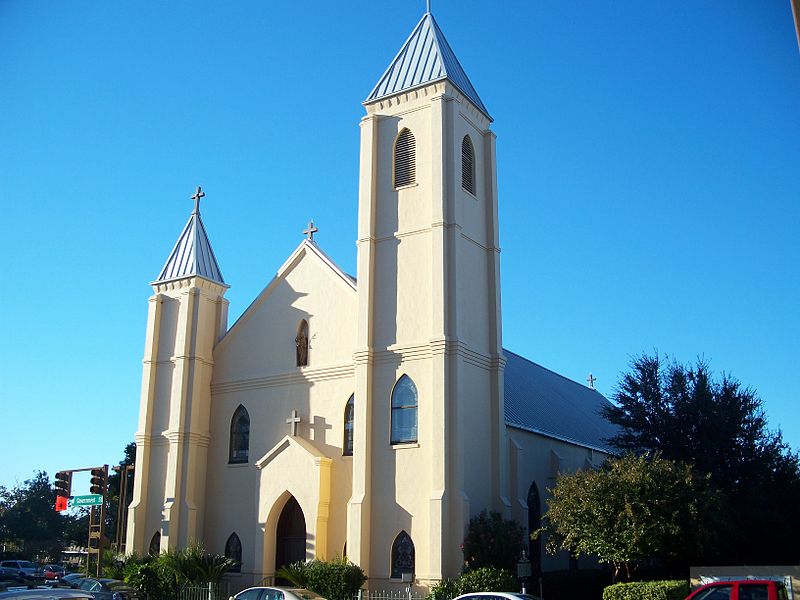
[0,563,38,581]
[57,576,84,587]
[230,587,327,600]
[41,568,65,583]
[75,579,140,600]
[0,589,93,600]
[686,580,789,600]
[453,594,542,600]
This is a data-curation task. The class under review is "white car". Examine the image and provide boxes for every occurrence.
[230,587,327,600]
[453,593,542,600]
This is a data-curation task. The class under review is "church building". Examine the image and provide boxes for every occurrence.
[126,9,618,590]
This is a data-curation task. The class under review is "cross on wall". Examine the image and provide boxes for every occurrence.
[286,409,301,437]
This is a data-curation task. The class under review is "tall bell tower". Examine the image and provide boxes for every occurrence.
[127,187,229,554]
[349,11,508,583]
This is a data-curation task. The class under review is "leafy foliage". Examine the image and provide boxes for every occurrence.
[456,567,518,593]
[540,454,718,581]
[462,510,525,572]
[0,471,87,560]
[603,580,689,600]
[426,567,518,600]
[603,354,800,564]
[278,558,366,600]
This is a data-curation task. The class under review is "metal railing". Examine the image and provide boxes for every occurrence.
[178,582,231,600]
[353,590,427,600]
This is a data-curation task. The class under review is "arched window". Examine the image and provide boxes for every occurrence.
[343,395,355,456]
[394,128,416,188]
[391,375,418,444]
[295,319,309,367]
[149,531,161,556]
[229,405,250,464]
[462,135,475,195]
[225,532,242,573]
[527,481,542,578]
[391,531,415,580]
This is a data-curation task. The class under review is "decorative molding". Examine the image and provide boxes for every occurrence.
[164,429,211,447]
[212,363,355,394]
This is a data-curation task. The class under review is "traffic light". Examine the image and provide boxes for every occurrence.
[89,467,106,496]
[54,471,71,512]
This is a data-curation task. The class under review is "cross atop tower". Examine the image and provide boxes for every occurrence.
[303,220,318,241]
[587,373,597,390]
[191,186,205,214]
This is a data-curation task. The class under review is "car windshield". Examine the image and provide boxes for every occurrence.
[17,562,36,569]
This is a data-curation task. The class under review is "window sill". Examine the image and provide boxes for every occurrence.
[391,442,419,450]
[394,183,418,191]
[227,462,249,468]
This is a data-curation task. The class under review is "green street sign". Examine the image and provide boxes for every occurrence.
[69,494,102,507]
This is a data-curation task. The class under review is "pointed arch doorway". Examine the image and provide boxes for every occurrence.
[275,496,307,580]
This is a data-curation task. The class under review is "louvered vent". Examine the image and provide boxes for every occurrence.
[394,129,416,188]
[462,135,475,195]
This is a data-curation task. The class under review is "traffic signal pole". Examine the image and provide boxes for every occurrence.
[87,465,109,577]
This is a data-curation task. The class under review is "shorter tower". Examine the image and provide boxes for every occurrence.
[127,188,229,554]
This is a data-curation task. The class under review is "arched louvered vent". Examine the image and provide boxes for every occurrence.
[462,135,475,195]
[394,129,416,188]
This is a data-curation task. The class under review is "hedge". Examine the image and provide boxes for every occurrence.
[603,580,690,600]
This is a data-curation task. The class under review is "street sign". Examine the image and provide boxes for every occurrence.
[69,494,103,507]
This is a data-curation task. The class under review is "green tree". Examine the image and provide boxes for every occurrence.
[540,454,717,581]
[106,442,136,547]
[0,471,71,560]
[462,510,525,572]
[603,354,800,564]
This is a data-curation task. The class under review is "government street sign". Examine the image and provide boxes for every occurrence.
[69,494,102,507]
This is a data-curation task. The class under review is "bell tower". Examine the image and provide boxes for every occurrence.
[349,12,508,583]
[127,187,229,554]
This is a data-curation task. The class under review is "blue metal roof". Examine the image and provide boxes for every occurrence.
[365,12,491,120]
[503,349,620,453]
[155,207,225,286]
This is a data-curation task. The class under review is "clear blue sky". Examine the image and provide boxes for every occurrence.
[1,1,798,491]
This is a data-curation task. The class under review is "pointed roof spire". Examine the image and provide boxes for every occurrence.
[365,12,491,120]
[154,186,226,286]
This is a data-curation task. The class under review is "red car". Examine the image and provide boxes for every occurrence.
[686,580,789,600]
[41,565,66,581]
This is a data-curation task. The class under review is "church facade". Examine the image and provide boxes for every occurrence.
[126,11,617,590]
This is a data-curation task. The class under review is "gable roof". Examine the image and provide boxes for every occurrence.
[365,12,491,121]
[154,206,225,286]
[217,239,356,348]
[503,349,620,453]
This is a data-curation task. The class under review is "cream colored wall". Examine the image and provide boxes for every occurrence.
[127,276,229,554]
[507,427,611,572]
[354,82,506,588]
[203,244,357,581]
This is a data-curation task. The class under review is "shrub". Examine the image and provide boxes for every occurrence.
[462,510,525,572]
[427,578,459,600]
[457,567,518,594]
[603,580,690,600]
[275,561,309,588]
[300,558,367,600]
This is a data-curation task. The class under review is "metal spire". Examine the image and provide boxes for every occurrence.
[426,0,431,13]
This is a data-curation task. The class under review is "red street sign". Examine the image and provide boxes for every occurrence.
[55,495,68,512]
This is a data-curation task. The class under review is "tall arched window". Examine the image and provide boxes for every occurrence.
[295,319,309,367]
[149,531,161,556]
[394,128,416,188]
[229,405,250,464]
[391,531,415,580]
[343,395,355,456]
[225,532,242,573]
[462,135,475,195]
[391,375,418,444]
[527,481,542,578]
